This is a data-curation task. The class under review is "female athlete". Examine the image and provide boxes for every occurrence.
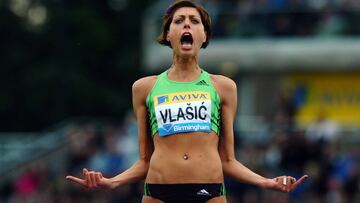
[66,1,308,202]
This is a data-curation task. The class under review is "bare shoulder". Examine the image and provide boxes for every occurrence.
[132,76,157,90]
[210,74,237,94]
[132,75,158,100]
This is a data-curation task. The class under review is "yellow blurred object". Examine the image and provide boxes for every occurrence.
[285,73,360,127]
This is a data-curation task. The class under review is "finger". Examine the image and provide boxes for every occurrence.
[84,170,92,188]
[276,176,285,184]
[90,172,97,187]
[282,176,287,185]
[66,176,87,186]
[291,175,309,189]
[95,172,102,185]
[83,168,89,176]
[282,185,289,193]
[281,176,294,193]
[286,176,293,185]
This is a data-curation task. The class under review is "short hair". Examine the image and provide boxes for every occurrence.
[157,0,212,49]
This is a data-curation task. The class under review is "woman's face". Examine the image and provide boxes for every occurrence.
[167,7,207,58]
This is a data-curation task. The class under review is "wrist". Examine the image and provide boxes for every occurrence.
[258,178,271,189]
[108,178,118,189]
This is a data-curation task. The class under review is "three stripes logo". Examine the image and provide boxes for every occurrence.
[197,189,212,196]
[196,80,209,86]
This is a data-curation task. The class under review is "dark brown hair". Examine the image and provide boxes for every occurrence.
[157,0,212,49]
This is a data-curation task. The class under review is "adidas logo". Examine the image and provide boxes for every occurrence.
[196,80,209,86]
[196,189,211,196]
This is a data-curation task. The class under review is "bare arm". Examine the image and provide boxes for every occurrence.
[66,76,155,189]
[214,75,307,192]
[108,77,155,188]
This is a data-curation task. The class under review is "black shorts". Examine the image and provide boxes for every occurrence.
[143,183,226,203]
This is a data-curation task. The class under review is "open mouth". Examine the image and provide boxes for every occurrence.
[180,33,193,50]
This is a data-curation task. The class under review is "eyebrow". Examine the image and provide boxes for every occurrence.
[174,15,201,19]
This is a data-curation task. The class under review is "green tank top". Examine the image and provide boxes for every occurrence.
[146,69,221,137]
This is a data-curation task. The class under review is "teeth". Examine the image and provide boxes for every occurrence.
[182,43,192,49]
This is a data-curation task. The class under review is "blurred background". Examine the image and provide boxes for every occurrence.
[0,0,359,202]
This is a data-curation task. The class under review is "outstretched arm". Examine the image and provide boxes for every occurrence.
[215,75,308,192]
[66,77,155,189]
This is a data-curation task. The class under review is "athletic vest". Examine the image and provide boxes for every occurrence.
[146,69,221,137]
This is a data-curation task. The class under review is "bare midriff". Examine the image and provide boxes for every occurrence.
[146,131,223,184]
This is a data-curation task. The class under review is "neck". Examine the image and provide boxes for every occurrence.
[168,55,201,82]
[173,54,199,69]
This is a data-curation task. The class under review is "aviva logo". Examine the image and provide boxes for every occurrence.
[157,95,169,105]
[155,91,210,106]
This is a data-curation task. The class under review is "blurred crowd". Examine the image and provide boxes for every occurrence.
[0,93,359,203]
[224,91,360,203]
[0,112,142,203]
[192,0,360,38]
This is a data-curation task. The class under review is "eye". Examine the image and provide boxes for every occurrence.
[174,19,183,24]
[191,19,200,24]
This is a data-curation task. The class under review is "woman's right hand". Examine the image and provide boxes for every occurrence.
[66,168,114,189]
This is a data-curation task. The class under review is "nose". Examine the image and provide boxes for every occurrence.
[184,18,190,29]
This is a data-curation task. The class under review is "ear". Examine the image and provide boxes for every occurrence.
[166,31,171,42]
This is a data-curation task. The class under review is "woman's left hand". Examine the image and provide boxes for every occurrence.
[264,175,308,193]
